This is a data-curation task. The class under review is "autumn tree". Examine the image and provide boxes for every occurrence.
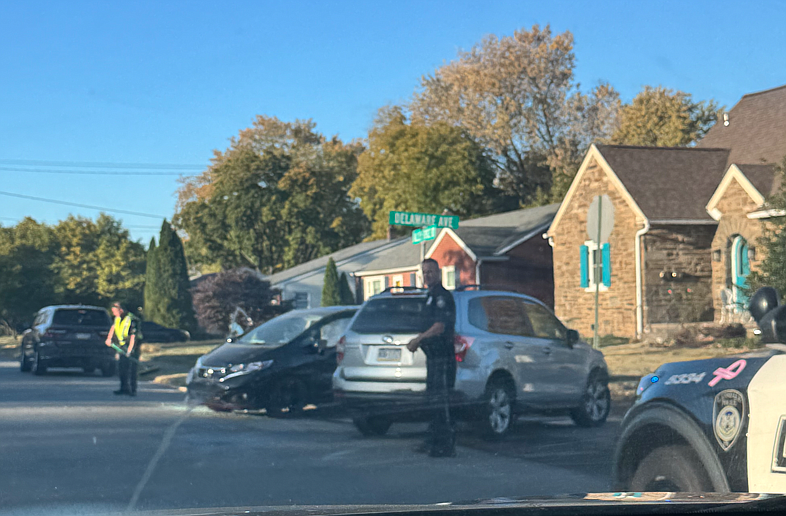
[610,86,721,147]
[175,117,369,273]
[409,25,620,205]
[352,106,498,239]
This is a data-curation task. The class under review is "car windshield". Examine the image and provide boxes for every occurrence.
[351,297,432,334]
[237,313,324,346]
[3,2,786,513]
[51,309,111,327]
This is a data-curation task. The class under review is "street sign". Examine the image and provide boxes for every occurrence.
[389,211,459,230]
[412,225,437,245]
[587,195,615,243]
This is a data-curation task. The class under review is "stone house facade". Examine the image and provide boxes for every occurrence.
[548,84,786,339]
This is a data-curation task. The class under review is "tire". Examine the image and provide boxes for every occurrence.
[353,415,392,437]
[267,378,307,416]
[629,444,713,492]
[571,372,611,427]
[20,350,31,372]
[479,377,515,440]
[31,352,47,376]
[101,362,116,377]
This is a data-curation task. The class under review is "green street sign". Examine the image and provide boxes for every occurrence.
[389,211,459,230]
[412,225,438,245]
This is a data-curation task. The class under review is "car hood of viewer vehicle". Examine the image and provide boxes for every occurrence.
[45,492,785,516]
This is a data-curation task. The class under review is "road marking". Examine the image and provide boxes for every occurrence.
[127,405,194,512]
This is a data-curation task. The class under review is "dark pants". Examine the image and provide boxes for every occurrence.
[425,355,456,456]
[118,351,139,393]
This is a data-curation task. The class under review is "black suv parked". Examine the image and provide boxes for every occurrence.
[20,305,115,376]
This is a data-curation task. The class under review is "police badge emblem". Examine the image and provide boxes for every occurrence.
[713,389,745,451]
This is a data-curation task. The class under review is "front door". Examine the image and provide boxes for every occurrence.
[732,236,751,311]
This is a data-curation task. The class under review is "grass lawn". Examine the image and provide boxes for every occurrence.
[1,334,757,408]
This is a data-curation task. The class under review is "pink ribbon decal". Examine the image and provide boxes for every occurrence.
[708,359,747,387]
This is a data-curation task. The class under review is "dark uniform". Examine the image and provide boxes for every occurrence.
[113,314,142,395]
[420,284,457,457]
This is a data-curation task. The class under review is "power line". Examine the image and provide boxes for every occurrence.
[0,166,187,176]
[0,158,204,170]
[0,190,166,219]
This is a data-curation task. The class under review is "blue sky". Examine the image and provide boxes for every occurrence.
[1,0,784,244]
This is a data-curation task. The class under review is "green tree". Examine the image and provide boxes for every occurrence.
[0,219,60,329]
[321,258,341,307]
[143,237,160,322]
[339,272,355,305]
[52,214,146,309]
[748,156,786,297]
[152,221,197,332]
[610,86,721,147]
[409,25,620,206]
[175,117,369,273]
[352,106,498,239]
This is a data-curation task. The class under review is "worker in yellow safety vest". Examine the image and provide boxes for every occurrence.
[105,301,142,396]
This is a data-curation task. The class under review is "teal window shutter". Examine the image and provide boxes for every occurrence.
[602,243,611,287]
[580,245,589,288]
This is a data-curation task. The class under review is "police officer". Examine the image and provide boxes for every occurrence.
[105,301,141,396]
[407,258,457,457]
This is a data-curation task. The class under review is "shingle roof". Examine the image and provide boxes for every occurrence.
[356,204,559,274]
[266,238,405,285]
[697,84,786,166]
[596,145,730,221]
[737,164,780,197]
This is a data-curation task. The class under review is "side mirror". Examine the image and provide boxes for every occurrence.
[566,329,580,347]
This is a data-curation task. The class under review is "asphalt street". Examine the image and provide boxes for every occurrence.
[0,360,623,514]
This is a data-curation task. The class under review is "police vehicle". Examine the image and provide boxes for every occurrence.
[613,286,786,494]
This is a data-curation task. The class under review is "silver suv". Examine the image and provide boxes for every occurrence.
[333,286,611,439]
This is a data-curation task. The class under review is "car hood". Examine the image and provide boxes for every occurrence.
[63,492,783,516]
[200,343,278,367]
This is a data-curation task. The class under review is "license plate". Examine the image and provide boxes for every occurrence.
[377,348,401,361]
[75,333,91,340]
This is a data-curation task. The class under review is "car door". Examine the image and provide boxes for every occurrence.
[522,301,586,407]
[22,310,46,360]
[303,312,356,402]
[469,295,549,405]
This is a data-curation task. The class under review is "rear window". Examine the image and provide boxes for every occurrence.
[52,309,111,327]
[351,297,431,334]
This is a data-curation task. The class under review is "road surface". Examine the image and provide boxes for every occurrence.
[0,360,622,514]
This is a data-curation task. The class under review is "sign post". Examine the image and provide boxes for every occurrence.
[587,195,614,349]
[390,211,458,285]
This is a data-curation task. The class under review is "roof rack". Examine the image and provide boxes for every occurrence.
[381,286,427,294]
[455,284,523,293]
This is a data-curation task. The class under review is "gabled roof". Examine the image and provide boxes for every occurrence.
[596,145,730,222]
[697,84,786,166]
[737,164,780,197]
[706,163,781,220]
[266,238,406,286]
[356,204,559,276]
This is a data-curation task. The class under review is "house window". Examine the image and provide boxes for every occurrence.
[580,241,610,292]
[293,292,309,309]
[364,276,385,300]
[409,272,417,287]
[442,265,457,290]
[392,274,404,287]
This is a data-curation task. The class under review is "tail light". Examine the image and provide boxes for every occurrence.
[454,335,475,362]
[336,336,346,364]
[43,329,67,339]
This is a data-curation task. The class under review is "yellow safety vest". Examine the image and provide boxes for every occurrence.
[114,315,135,347]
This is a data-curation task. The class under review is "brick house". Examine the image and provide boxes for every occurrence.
[353,203,559,306]
[547,84,786,339]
